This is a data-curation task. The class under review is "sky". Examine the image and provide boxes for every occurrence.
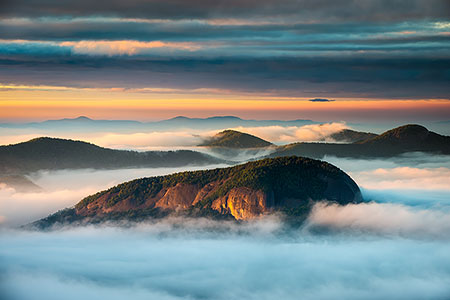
[0,0,449,122]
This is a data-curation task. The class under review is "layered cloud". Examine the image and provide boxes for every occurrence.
[0,122,349,150]
[1,220,450,300]
[324,154,450,192]
[0,39,204,56]
[231,123,348,144]
[354,167,450,190]
[2,0,449,22]
[0,6,449,100]
[306,202,450,239]
[61,40,202,56]
[1,53,448,100]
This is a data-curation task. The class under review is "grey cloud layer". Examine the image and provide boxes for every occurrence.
[0,1,448,98]
[1,224,450,300]
[1,0,449,22]
[2,55,449,99]
[0,19,447,41]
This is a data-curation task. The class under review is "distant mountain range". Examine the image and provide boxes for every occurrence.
[196,124,450,158]
[271,125,450,159]
[198,128,378,149]
[0,137,225,174]
[0,116,317,132]
[30,156,362,228]
[199,130,273,148]
[1,124,448,177]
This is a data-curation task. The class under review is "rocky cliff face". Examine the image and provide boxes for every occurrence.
[75,180,272,220]
[211,187,271,220]
[33,156,362,227]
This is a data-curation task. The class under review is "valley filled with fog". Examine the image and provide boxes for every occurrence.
[1,122,450,299]
[2,219,450,300]
[1,159,450,298]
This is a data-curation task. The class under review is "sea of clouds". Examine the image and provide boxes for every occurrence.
[0,122,349,150]
[1,217,450,300]
[1,144,450,299]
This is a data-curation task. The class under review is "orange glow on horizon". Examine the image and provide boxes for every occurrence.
[1,87,449,122]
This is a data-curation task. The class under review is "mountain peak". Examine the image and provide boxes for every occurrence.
[362,124,430,145]
[32,156,362,227]
[206,116,242,120]
[200,129,272,148]
[169,116,190,120]
[73,116,92,121]
[382,124,428,136]
[26,136,92,145]
[50,116,93,122]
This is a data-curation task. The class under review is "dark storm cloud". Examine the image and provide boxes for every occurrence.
[1,0,449,22]
[1,55,449,99]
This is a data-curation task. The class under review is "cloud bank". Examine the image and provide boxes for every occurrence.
[1,223,450,300]
[61,40,202,56]
[2,0,449,22]
[1,153,450,299]
[324,154,450,191]
[354,166,450,190]
[306,201,450,239]
[0,122,348,149]
[231,122,348,144]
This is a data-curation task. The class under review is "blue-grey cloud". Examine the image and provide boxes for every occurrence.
[309,98,335,102]
[1,0,449,22]
[0,18,447,42]
[1,55,449,99]
[0,3,448,100]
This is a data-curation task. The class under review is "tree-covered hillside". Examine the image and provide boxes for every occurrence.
[0,137,224,174]
[32,156,361,228]
[271,124,450,159]
[199,130,273,148]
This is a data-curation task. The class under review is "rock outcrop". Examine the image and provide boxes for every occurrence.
[32,156,362,228]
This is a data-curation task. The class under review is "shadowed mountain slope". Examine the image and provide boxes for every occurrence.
[329,129,378,143]
[0,137,224,174]
[271,124,450,159]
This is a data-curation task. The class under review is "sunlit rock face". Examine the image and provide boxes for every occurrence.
[212,187,270,220]
[155,183,200,210]
[33,157,362,227]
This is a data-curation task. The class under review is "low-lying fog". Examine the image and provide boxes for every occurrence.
[0,122,353,149]
[1,218,450,300]
[1,153,450,299]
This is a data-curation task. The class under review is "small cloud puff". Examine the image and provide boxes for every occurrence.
[309,98,335,102]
